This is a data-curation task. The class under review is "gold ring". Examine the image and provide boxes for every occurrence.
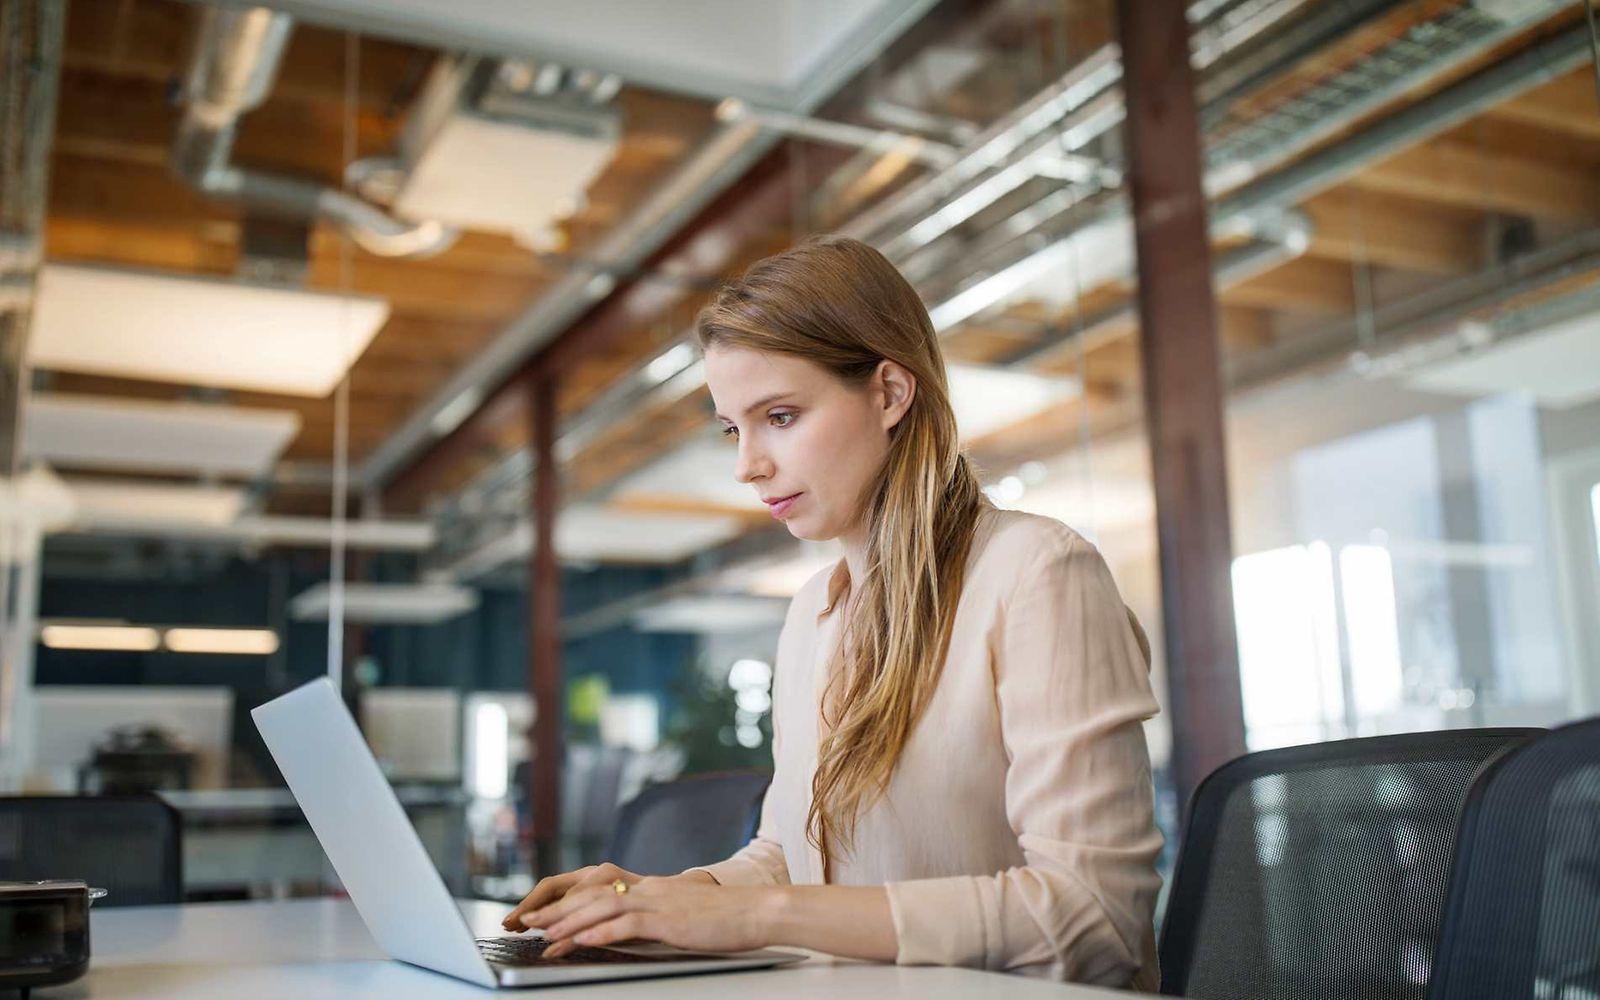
[612,879,629,895]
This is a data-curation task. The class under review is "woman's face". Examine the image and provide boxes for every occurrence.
[705,344,914,543]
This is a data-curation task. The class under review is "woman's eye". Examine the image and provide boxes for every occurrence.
[720,425,739,440]
[770,412,795,428]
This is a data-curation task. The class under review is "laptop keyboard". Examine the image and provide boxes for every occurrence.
[476,936,705,966]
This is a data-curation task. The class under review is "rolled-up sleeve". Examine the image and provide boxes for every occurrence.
[885,532,1163,987]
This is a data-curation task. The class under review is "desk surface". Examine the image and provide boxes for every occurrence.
[66,898,1133,999]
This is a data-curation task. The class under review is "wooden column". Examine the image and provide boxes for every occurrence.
[526,369,563,874]
[1115,1,1247,811]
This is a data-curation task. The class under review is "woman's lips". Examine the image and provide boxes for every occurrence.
[765,493,802,519]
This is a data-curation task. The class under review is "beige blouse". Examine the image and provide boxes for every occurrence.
[690,504,1164,989]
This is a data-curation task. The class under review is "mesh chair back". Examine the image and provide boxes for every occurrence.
[1160,729,1539,999]
[0,795,182,906]
[1430,718,1600,1000]
[607,771,770,876]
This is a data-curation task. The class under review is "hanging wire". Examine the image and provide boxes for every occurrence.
[1050,0,1097,540]
[327,30,358,689]
[1584,0,1600,108]
[1347,185,1378,356]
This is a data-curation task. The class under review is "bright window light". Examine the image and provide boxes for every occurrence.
[163,628,279,655]
[472,701,510,799]
[39,624,160,652]
[1339,544,1405,716]
[1232,543,1344,750]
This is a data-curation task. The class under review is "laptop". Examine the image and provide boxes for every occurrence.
[252,678,805,988]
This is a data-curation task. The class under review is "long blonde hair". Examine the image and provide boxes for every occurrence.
[695,235,985,872]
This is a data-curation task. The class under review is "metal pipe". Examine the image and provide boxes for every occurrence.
[171,6,457,259]
[919,12,1588,340]
[1216,21,1592,222]
[1001,210,1313,367]
[716,98,961,168]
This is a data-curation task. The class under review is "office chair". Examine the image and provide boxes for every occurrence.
[0,795,183,906]
[1429,717,1600,1000]
[607,771,770,876]
[1159,728,1539,999]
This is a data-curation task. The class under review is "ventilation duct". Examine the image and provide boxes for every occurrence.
[172,6,457,259]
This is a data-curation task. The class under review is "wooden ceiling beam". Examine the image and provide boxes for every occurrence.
[1299,188,1483,275]
[1219,257,1355,315]
[1485,69,1600,141]
[1350,139,1600,222]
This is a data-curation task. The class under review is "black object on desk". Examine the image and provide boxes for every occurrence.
[0,880,104,996]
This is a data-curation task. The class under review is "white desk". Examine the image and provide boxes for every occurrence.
[63,898,1135,998]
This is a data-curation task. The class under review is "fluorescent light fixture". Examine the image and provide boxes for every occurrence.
[29,264,388,397]
[39,623,161,652]
[27,393,300,479]
[163,628,279,655]
[289,582,479,624]
[65,478,246,529]
[946,363,1080,441]
[632,594,791,633]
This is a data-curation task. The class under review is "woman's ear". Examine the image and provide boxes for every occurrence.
[875,360,916,432]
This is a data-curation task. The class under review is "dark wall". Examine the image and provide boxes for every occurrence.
[34,545,699,782]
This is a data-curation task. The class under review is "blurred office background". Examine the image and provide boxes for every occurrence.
[0,0,1597,909]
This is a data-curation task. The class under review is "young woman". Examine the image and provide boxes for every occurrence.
[502,235,1163,988]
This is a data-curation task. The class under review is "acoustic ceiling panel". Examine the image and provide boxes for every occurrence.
[26,393,301,478]
[29,264,388,397]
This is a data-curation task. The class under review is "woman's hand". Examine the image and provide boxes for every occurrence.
[501,862,650,933]
[517,874,780,958]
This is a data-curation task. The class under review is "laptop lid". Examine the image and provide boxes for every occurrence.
[252,678,497,988]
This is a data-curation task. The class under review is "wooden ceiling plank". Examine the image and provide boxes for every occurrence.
[1486,69,1600,141]
[1299,188,1483,275]
[1350,139,1600,222]
[1219,257,1355,315]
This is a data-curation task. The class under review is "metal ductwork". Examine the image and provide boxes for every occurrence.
[172,6,458,259]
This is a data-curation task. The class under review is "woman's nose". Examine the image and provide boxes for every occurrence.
[734,439,771,483]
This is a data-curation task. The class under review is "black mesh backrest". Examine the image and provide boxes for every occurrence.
[1430,718,1600,1000]
[606,771,770,877]
[1160,729,1540,999]
[0,795,182,906]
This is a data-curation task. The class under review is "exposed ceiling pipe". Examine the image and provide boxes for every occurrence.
[915,7,1585,338]
[172,6,458,259]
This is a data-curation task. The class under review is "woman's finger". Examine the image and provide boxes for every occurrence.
[540,890,630,943]
[520,882,604,931]
[574,912,650,948]
[501,869,587,929]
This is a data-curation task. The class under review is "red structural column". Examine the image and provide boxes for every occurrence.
[1115,0,1248,811]
[526,370,563,873]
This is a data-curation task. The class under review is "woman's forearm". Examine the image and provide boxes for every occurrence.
[761,885,898,962]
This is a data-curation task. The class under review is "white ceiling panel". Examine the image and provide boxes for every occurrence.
[257,0,935,108]
[26,393,301,478]
[66,479,247,528]
[30,264,387,397]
